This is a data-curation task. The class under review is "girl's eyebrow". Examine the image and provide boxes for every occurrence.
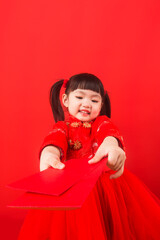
[75,90,101,98]
[91,94,101,98]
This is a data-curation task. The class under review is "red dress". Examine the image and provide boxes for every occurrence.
[18,115,160,240]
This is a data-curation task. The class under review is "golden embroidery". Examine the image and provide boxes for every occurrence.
[68,139,74,147]
[73,140,82,150]
[69,121,91,128]
[70,122,82,127]
[83,122,91,128]
[68,139,82,150]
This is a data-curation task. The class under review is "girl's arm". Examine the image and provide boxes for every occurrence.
[39,121,68,171]
[88,116,126,179]
[40,145,65,171]
[88,136,126,179]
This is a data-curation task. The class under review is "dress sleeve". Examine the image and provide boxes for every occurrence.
[39,121,68,162]
[93,116,125,151]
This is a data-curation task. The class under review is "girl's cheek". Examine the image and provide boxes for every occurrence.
[92,109,100,116]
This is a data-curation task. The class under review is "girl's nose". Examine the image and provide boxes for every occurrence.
[82,98,91,107]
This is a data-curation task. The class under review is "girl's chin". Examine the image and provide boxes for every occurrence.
[76,113,93,122]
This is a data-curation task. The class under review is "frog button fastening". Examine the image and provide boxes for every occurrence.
[83,122,92,128]
[70,122,82,127]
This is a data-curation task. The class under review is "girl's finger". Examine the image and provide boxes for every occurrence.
[109,150,126,170]
[49,159,65,170]
[107,150,118,167]
[112,155,122,170]
[114,161,123,171]
[88,148,106,164]
[40,162,49,172]
[115,152,126,170]
[109,165,124,179]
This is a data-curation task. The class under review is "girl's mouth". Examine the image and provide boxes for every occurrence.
[79,110,90,115]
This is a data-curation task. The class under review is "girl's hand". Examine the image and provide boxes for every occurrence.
[40,146,65,171]
[88,136,126,179]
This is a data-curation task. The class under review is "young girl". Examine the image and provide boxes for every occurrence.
[18,73,160,240]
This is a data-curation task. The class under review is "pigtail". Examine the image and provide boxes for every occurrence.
[49,80,64,122]
[100,91,111,118]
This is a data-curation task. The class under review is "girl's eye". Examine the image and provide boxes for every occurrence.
[76,96,83,99]
[92,100,98,103]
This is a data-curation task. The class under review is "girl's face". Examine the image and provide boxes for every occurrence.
[62,89,103,122]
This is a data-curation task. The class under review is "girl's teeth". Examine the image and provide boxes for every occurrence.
[80,111,89,114]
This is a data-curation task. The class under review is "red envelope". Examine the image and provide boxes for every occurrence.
[8,157,109,196]
[8,158,108,209]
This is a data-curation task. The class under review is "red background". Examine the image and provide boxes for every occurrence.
[0,0,160,239]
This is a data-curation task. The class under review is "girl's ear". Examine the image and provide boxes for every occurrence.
[101,100,103,108]
[62,94,69,107]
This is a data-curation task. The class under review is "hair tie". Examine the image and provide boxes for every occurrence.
[62,79,69,88]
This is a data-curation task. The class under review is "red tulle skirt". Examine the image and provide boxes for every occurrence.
[18,168,160,240]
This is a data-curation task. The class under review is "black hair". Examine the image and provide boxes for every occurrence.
[50,73,111,122]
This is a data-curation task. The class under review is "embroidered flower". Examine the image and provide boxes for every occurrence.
[73,140,82,150]
[70,122,82,127]
[83,122,92,128]
[68,139,82,150]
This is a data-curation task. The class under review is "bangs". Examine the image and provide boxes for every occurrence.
[73,80,102,93]
[66,73,104,97]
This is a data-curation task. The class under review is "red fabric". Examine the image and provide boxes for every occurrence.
[39,121,68,161]
[18,115,160,239]
[39,114,125,162]
[92,116,125,150]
